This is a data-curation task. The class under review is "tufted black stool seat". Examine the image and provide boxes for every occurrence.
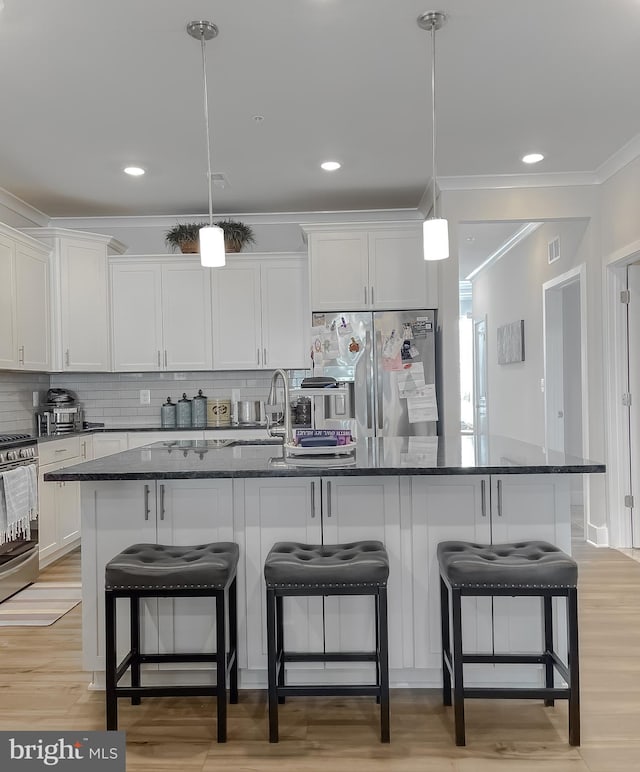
[104,542,239,742]
[437,539,579,747]
[264,541,390,743]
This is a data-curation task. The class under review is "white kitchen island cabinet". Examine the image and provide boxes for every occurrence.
[303,223,438,311]
[47,435,604,690]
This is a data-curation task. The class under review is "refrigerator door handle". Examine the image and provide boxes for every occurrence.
[365,329,373,431]
[376,329,384,431]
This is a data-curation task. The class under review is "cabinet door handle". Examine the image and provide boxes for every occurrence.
[65,349,70,367]
[164,350,168,368]
[143,484,150,521]
[159,483,165,520]
[263,348,267,366]
[326,480,332,517]
[18,346,24,365]
[257,348,261,366]
[481,479,487,517]
[497,479,503,517]
[310,481,315,518]
[81,441,87,459]
[371,286,374,306]
[157,350,161,367]
[364,286,368,306]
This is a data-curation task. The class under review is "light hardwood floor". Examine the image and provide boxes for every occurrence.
[1,543,639,771]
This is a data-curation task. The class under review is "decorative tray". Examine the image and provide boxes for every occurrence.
[284,441,356,457]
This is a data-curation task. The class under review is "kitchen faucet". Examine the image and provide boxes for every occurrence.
[266,369,293,444]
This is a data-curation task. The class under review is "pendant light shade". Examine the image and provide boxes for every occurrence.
[422,217,449,261]
[187,20,226,268]
[199,225,226,267]
[418,11,449,262]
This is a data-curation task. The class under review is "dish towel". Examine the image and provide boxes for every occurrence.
[0,466,38,545]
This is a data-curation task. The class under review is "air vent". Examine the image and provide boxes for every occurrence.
[211,172,229,189]
[547,236,560,264]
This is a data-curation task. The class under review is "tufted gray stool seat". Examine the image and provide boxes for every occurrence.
[437,539,579,747]
[104,541,239,742]
[264,540,390,743]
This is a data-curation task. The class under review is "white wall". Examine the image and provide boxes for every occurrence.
[601,155,640,258]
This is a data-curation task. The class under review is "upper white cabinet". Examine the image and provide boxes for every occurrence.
[211,254,309,370]
[110,256,213,372]
[0,223,50,371]
[302,223,438,311]
[23,227,127,372]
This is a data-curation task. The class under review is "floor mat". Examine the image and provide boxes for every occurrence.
[0,581,81,626]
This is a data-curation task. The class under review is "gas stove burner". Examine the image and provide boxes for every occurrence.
[0,433,33,444]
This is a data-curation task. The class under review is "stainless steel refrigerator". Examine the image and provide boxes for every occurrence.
[310,309,438,438]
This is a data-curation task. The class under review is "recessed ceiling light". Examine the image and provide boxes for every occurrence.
[522,153,544,164]
[465,236,475,242]
[123,166,145,176]
[321,161,341,171]
[253,115,264,122]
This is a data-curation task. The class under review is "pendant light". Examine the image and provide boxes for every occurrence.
[417,11,449,261]
[187,20,226,268]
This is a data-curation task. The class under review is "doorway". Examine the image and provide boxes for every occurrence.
[543,266,587,536]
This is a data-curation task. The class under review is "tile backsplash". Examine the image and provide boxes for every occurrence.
[50,370,310,427]
[0,372,50,434]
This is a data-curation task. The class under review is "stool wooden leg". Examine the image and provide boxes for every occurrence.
[266,588,279,743]
[375,592,381,704]
[229,577,239,705]
[130,595,141,706]
[378,587,390,743]
[105,592,118,731]
[451,588,465,746]
[276,595,285,705]
[567,588,581,746]
[440,576,452,707]
[216,591,227,743]
[543,594,554,706]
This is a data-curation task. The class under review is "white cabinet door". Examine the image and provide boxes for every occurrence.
[368,229,428,310]
[58,479,81,546]
[38,464,59,564]
[81,482,157,671]
[309,232,369,311]
[322,477,404,671]
[161,262,213,371]
[155,480,234,657]
[0,235,17,368]
[60,239,110,371]
[211,262,262,369]
[261,259,309,370]
[244,478,323,670]
[91,434,128,459]
[15,243,50,371]
[410,476,492,672]
[490,475,571,660]
[111,263,163,371]
[38,457,81,565]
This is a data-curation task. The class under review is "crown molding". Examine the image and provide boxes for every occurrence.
[0,185,49,226]
[21,226,127,254]
[438,172,599,191]
[596,131,640,183]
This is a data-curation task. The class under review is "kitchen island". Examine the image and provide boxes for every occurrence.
[46,436,604,690]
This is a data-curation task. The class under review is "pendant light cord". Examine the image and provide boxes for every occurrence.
[431,24,437,220]
[199,33,214,227]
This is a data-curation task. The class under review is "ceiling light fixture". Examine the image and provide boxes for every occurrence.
[187,20,225,268]
[417,11,448,261]
[522,152,544,164]
[321,161,341,171]
[123,166,145,177]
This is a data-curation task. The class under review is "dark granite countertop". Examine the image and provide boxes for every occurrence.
[43,435,606,481]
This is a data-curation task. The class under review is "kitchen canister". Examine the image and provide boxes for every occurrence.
[207,398,231,427]
[161,397,177,428]
[176,393,192,428]
[192,389,207,428]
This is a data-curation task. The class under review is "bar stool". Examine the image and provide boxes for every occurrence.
[264,540,390,743]
[104,542,239,743]
[438,540,580,746]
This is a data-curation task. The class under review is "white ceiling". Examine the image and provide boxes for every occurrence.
[1,0,639,218]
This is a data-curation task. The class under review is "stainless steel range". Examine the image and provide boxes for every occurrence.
[0,433,39,602]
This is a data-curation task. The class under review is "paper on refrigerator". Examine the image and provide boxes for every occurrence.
[396,362,425,398]
[407,383,438,423]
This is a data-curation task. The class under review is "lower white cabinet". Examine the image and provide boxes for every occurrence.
[38,438,83,567]
[91,433,128,459]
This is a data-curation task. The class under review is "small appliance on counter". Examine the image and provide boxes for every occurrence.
[36,388,84,436]
[233,400,265,426]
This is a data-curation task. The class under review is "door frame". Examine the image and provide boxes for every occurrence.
[605,240,640,547]
[472,315,489,439]
[542,264,589,530]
